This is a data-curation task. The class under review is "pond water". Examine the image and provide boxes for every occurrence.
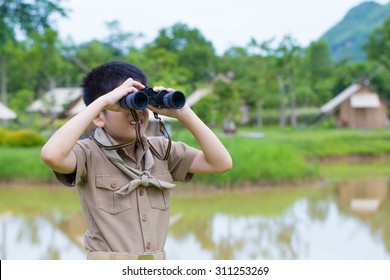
[1,177,390,260]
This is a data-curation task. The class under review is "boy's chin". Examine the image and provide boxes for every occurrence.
[127,129,146,139]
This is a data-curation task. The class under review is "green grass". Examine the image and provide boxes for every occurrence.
[173,127,390,186]
[193,138,318,186]
[320,160,390,181]
[261,128,390,157]
[0,147,54,182]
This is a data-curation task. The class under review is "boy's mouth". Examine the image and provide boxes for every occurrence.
[130,119,143,127]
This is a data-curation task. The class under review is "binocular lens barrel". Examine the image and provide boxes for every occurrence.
[162,91,186,109]
[119,88,186,110]
[119,91,149,110]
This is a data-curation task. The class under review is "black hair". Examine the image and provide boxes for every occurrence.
[80,61,148,106]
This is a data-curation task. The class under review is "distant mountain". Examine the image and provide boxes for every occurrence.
[321,1,390,62]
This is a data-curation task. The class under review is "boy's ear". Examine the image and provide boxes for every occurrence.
[92,112,105,127]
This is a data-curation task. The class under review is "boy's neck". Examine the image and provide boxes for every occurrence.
[124,143,137,162]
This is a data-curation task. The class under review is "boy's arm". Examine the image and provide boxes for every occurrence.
[41,78,144,174]
[41,97,106,174]
[149,103,233,174]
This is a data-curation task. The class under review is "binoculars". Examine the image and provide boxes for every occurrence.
[119,86,186,110]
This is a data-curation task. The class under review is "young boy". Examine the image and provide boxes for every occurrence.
[41,61,232,260]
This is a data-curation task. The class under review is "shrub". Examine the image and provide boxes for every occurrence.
[2,129,45,147]
[0,127,10,145]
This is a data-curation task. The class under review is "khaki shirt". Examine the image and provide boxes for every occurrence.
[55,134,199,254]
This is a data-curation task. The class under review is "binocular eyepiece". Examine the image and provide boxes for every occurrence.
[119,86,186,110]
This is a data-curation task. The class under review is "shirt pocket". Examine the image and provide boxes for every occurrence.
[147,171,172,211]
[96,175,131,214]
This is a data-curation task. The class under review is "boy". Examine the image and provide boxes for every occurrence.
[41,61,232,260]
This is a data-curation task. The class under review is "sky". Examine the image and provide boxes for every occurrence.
[54,0,390,54]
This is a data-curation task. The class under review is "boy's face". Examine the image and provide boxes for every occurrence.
[100,109,149,143]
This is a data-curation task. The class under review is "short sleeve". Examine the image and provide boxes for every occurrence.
[167,140,199,182]
[53,141,89,187]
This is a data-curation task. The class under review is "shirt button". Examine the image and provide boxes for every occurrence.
[142,215,148,222]
[111,183,116,189]
[139,189,144,196]
[145,242,151,249]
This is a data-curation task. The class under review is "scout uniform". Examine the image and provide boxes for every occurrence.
[54,127,199,260]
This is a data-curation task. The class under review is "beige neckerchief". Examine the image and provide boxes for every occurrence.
[92,128,176,195]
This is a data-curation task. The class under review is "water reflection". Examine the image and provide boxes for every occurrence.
[1,177,389,260]
[0,212,86,259]
[167,177,390,259]
[337,178,389,217]
[166,200,390,259]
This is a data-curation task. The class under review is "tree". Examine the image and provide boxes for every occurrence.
[22,29,68,92]
[305,39,335,105]
[267,36,304,128]
[364,16,390,71]
[218,44,272,127]
[0,0,66,105]
[61,21,144,85]
[72,40,122,70]
[212,79,241,132]
[152,23,216,89]
[103,20,143,57]
[128,45,193,94]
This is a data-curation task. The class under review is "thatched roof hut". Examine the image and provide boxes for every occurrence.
[320,84,388,128]
[0,102,17,120]
[27,88,83,116]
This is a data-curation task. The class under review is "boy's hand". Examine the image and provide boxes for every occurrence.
[102,78,145,112]
[147,86,189,119]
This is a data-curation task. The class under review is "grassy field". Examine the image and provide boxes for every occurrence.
[173,127,390,186]
[1,127,390,186]
[0,147,54,181]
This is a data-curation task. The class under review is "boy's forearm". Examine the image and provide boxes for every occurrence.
[41,97,107,171]
[46,98,104,148]
[177,106,232,173]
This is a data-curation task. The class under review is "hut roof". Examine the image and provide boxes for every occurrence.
[185,88,212,107]
[320,83,361,114]
[350,93,380,108]
[0,102,17,120]
[27,87,83,114]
